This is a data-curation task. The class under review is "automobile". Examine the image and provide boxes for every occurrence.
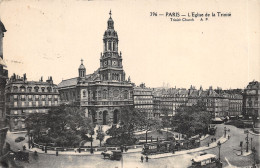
[15,137,25,143]
[189,154,222,168]
[101,150,122,160]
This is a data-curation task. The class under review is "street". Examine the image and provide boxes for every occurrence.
[7,124,259,168]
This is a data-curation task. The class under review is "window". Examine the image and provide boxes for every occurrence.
[123,91,128,99]
[83,90,86,97]
[41,87,45,92]
[20,86,26,92]
[47,87,52,92]
[13,86,18,92]
[108,41,112,51]
[36,101,39,106]
[113,41,116,51]
[102,90,107,99]
[28,87,32,92]
[34,86,39,92]
[14,102,18,107]
[29,102,32,107]
[22,102,25,107]
[13,110,18,115]
[42,101,45,106]
[49,101,52,105]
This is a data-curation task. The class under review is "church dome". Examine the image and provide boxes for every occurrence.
[78,59,86,70]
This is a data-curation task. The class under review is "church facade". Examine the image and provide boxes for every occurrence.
[58,12,134,125]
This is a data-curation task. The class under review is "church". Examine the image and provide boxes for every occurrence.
[58,11,134,125]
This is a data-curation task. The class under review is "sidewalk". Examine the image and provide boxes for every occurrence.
[26,144,142,156]
[149,135,229,159]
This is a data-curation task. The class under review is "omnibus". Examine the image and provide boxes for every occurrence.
[189,154,222,168]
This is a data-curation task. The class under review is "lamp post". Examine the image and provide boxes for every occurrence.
[90,130,94,154]
[244,130,249,152]
[250,137,253,151]
[252,147,257,168]
[217,141,221,160]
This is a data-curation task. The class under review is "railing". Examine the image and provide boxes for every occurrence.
[31,141,143,153]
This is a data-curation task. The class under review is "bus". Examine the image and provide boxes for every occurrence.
[189,154,222,168]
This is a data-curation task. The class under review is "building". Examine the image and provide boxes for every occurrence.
[5,74,59,132]
[133,83,153,119]
[0,19,9,159]
[243,81,260,118]
[58,11,134,125]
[227,93,243,117]
[0,20,8,127]
[152,87,189,118]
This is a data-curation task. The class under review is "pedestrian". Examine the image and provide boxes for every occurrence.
[214,138,216,142]
[228,135,230,139]
[208,142,210,147]
[34,151,38,156]
[211,138,213,143]
[74,148,77,153]
[56,150,58,156]
[141,155,144,162]
[145,155,149,162]
[120,145,124,152]
[23,145,26,151]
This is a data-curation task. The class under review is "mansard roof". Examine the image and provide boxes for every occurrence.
[58,77,78,88]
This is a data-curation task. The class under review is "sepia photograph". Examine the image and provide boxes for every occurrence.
[0,0,259,167]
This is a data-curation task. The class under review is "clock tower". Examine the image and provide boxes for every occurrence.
[99,10,125,82]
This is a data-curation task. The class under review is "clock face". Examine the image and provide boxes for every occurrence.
[113,61,117,66]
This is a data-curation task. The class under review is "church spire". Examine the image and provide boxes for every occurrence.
[109,10,112,18]
[107,10,114,29]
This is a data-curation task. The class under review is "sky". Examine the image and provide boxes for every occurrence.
[0,0,259,90]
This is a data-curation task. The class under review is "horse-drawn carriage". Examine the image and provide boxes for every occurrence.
[10,151,29,162]
[101,150,122,161]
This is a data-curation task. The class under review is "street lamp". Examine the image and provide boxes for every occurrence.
[217,141,221,160]
[244,130,249,152]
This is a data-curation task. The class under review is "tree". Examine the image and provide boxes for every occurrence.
[161,107,172,140]
[25,105,95,147]
[25,113,46,147]
[96,126,105,147]
[173,101,211,138]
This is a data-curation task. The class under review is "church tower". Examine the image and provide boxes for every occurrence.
[78,59,86,79]
[99,10,125,82]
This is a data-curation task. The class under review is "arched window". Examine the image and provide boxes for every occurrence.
[20,86,26,92]
[124,90,128,99]
[27,87,32,92]
[102,90,107,99]
[34,86,39,92]
[41,87,45,92]
[113,41,115,51]
[108,41,112,51]
[13,86,18,92]
[47,87,52,92]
